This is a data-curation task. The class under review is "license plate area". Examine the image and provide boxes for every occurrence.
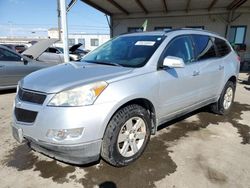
[12,126,23,143]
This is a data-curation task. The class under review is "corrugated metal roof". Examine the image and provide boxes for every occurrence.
[81,0,250,15]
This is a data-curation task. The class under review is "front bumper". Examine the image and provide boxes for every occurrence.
[12,87,118,165]
[27,137,101,165]
[12,126,101,164]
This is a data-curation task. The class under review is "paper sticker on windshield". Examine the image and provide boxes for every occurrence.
[135,41,156,46]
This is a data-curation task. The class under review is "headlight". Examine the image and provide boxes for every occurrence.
[46,128,84,141]
[48,81,108,107]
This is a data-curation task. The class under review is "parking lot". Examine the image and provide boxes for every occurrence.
[0,73,249,188]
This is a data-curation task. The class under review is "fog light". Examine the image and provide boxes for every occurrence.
[46,128,84,141]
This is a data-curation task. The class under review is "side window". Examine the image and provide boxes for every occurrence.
[0,48,22,61]
[192,35,217,61]
[163,36,194,64]
[214,38,231,57]
[46,48,58,53]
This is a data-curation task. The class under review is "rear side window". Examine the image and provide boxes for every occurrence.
[46,47,60,53]
[192,35,217,61]
[214,38,231,57]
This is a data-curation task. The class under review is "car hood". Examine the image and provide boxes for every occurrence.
[21,62,133,93]
[22,39,58,59]
[69,43,82,52]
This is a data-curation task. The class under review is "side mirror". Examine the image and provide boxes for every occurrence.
[162,56,185,68]
[21,57,28,65]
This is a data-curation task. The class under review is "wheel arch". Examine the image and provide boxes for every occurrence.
[104,98,157,136]
[227,75,237,87]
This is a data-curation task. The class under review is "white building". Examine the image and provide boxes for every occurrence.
[48,28,110,51]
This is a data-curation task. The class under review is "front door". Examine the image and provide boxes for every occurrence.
[157,35,202,121]
[0,47,41,87]
[0,47,25,86]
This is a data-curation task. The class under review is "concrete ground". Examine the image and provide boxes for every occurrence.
[0,73,249,188]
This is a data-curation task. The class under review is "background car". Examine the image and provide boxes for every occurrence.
[36,43,88,63]
[0,45,55,90]
[37,46,64,63]
[1,44,28,53]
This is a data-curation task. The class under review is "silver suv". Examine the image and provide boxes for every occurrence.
[12,29,240,167]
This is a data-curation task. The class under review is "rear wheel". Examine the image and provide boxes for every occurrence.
[210,81,235,115]
[101,104,151,167]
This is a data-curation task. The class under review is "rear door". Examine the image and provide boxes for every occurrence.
[213,37,232,94]
[157,35,203,120]
[191,34,224,101]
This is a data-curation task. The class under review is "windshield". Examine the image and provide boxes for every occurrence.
[82,35,165,67]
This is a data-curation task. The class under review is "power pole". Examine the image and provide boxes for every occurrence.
[60,0,69,62]
[57,0,61,41]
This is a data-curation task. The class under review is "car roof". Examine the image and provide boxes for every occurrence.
[121,28,225,40]
[121,31,165,37]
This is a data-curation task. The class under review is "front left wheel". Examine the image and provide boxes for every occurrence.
[101,104,151,167]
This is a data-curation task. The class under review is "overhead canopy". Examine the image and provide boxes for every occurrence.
[81,0,250,16]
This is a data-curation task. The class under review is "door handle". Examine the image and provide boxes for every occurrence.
[192,70,200,76]
[219,65,224,70]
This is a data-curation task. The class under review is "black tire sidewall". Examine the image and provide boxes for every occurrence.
[218,81,235,114]
[104,105,151,166]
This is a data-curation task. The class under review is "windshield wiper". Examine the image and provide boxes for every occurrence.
[84,60,123,67]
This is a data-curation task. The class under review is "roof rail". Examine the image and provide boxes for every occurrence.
[164,28,220,36]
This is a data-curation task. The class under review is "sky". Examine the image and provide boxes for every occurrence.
[0,0,110,37]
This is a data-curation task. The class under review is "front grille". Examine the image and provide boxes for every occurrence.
[18,88,46,105]
[15,108,38,123]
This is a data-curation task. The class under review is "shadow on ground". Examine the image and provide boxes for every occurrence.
[238,73,250,91]
[2,102,250,187]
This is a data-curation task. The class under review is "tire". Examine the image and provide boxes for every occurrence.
[210,81,235,115]
[101,104,151,167]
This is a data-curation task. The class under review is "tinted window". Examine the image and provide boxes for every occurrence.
[15,45,27,53]
[214,38,231,57]
[163,36,194,64]
[83,35,165,67]
[192,35,216,61]
[0,48,21,61]
[46,47,59,53]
